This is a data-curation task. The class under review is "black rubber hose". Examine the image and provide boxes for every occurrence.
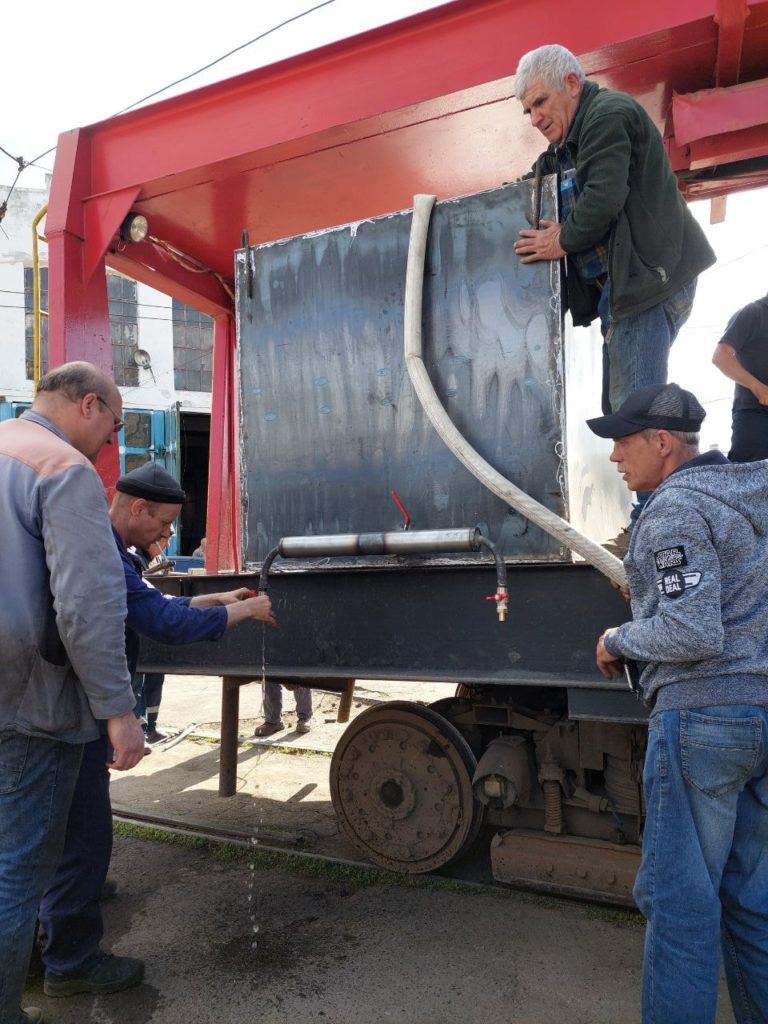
[258,547,280,594]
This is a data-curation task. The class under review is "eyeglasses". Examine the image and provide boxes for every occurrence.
[97,396,125,433]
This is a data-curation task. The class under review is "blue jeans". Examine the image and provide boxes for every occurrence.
[634,706,768,1024]
[39,735,113,976]
[599,280,697,523]
[0,730,82,1022]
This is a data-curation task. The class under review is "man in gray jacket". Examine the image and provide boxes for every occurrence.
[0,362,144,1024]
[590,382,768,1024]
[513,44,715,548]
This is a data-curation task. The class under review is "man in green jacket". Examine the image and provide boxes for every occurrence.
[512,44,715,547]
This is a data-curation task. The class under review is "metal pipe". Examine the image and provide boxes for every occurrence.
[263,529,506,622]
[278,528,480,559]
[31,203,48,387]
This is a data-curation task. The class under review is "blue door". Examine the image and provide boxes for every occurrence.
[119,407,181,555]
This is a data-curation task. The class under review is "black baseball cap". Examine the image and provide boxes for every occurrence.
[116,462,186,503]
[587,383,706,439]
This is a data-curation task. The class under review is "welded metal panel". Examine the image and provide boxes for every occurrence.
[235,179,564,567]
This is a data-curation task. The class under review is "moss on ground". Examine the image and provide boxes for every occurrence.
[113,818,641,926]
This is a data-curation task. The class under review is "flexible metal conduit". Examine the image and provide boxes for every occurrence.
[403,193,627,591]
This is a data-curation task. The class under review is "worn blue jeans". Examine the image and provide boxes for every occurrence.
[599,280,697,523]
[0,730,82,1023]
[39,735,112,976]
[634,706,768,1024]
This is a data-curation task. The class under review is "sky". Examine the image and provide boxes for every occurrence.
[2,0,765,452]
[2,0,446,188]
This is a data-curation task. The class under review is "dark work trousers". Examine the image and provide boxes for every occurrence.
[38,735,112,975]
[729,408,768,463]
[136,671,165,731]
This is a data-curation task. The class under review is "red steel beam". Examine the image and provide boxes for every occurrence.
[688,122,768,165]
[46,130,121,489]
[106,241,233,319]
[714,0,750,84]
[68,0,721,201]
[672,76,768,143]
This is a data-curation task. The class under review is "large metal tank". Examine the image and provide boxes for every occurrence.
[235,178,566,567]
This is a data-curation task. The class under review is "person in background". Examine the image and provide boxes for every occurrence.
[712,291,768,462]
[133,534,175,747]
[0,361,144,1024]
[131,537,171,747]
[255,683,313,737]
[590,382,768,1024]
[192,536,206,558]
[512,44,715,552]
[37,463,276,1001]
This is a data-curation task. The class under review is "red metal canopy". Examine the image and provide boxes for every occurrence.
[45,0,768,568]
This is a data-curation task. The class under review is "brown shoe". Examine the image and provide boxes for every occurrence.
[296,720,311,735]
[254,721,284,737]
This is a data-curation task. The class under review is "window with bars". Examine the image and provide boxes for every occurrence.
[24,266,48,380]
[172,299,213,392]
[108,274,139,387]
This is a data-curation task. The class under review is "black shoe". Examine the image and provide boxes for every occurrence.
[44,952,145,997]
[145,727,167,744]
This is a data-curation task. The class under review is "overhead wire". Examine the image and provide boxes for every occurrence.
[112,0,336,115]
[0,0,336,210]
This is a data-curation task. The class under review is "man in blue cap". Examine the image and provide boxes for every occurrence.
[589,382,768,1023]
[36,463,276,999]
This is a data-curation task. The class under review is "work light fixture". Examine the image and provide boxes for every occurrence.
[119,212,149,244]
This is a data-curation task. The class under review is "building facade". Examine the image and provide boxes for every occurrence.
[0,183,213,554]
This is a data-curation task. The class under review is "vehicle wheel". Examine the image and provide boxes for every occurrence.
[330,700,485,873]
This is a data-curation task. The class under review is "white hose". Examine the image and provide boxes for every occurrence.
[403,193,627,590]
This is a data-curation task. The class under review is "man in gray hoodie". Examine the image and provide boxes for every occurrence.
[589,382,768,1024]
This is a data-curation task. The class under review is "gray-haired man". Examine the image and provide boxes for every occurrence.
[513,44,715,548]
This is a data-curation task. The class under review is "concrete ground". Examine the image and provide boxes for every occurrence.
[22,676,736,1024]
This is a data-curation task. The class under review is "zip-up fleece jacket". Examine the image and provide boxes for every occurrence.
[533,81,716,326]
[0,411,135,742]
[603,455,768,714]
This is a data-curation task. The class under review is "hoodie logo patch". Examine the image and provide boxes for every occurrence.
[654,546,687,571]
[657,570,701,598]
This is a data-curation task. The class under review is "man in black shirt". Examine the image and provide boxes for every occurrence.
[713,293,768,461]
